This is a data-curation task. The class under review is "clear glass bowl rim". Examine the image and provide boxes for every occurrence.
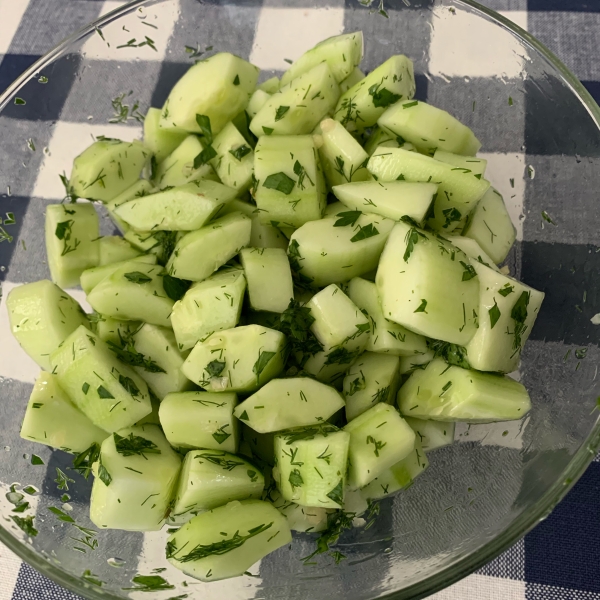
[1,1,599,598]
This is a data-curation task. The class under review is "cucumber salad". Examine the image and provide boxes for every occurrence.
[7,30,544,582]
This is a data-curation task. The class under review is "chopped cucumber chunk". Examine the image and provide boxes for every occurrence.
[80,255,157,295]
[98,236,141,265]
[339,66,365,94]
[143,107,187,163]
[159,391,238,452]
[234,378,345,433]
[7,280,89,371]
[247,89,271,118]
[447,235,500,272]
[397,357,532,422]
[209,122,254,192]
[20,372,108,453]
[404,417,455,452]
[433,149,487,177]
[106,179,155,234]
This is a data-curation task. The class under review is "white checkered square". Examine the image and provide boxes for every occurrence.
[427,573,526,600]
[0,0,32,55]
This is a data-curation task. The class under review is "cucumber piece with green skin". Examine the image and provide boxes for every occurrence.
[368,147,491,233]
[166,499,292,581]
[339,66,365,94]
[209,122,254,192]
[433,149,487,177]
[240,248,293,313]
[343,352,401,422]
[98,236,141,265]
[95,316,140,346]
[143,107,187,163]
[166,212,251,282]
[376,221,480,346]
[281,32,363,87]
[242,425,275,465]
[70,139,149,202]
[265,487,329,533]
[288,211,394,287]
[447,236,500,272]
[50,325,152,432]
[7,280,89,371]
[334,55,415,133]
[80,255,158,295]
[159,391,238,452]
[254,135,327,229]
[273,424,350,509]
[87,262,174,327]
[131,324,194,400]
[234,378,345,433]
[404,417,455,452]
[361,438,428,500]
[45,203,99,288]
[182,325,286,393]
[347,277,427,356]
[172,449,264,521]
[90,424,181,531]
[160,53,259,134]
[20,372,108,453]
[115,180,237,231]
[464,261,544,373]
[344,402,416,489]
[106,179,155,234]
[398,349,434,375]
[247,89,271,119]
[171,268,246,352]
[378,100,481,157]
[314,118,370,187]
[397,357,532,422]
[462,187,516,264]
[332,180,436,224]
[250,63,340,138]
[258,76,280,94]
[153,135,218,188]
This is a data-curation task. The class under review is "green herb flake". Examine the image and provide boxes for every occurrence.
[229,145,251,161]
[193,144,217,168]
[326,480,343,506]
[498,284,514,297]
[460,261,477,281]
[119,374,141,398]
[123,575,175,592]
[163,274,191,301]
[206,359,226,378]
[263,172,295,195]
[289,469,304,489]
[55,468,75,491]
[98,457,112,487]
[14,97,26,106]
[97,385,114,399]
[11,515,37,537]
[31,454,44,465]
[334,210,362,227]
[368,82,401,108]
[114,432,161,458]
[233,74,240,86]
[73,443,101,479]
[253,351,276,381]
[195,114,213,144]
[262,126,274,135]
[82,382,90,395]
[511,291,530,350]
[541,210,556,226]
[351,223,379,242]
[48,506,75,523]
[124,271,152,284]
[275,106,290,121]
[212,425,231,445]
[414,299,427,313]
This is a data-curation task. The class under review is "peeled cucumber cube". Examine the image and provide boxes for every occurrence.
[254,135,327,228]
[361,438,428,500]
[172,449,264,521]
[334,55,415,133]
[160,53,259,133]
[7,280,89,371]
[265,487,329,533]
[45,203,100,288]
[90,424,181,531]
[433,149,487,177]
[368,147,490,233]
[240,248,293,313]
[86,262,174,327]
[115,180,237,231]
[288,211,394,287]
[314,118,370,187]
[404,417,455,452]
[234,378,345,433]
[50,326,152,432]
[70,139,149,202]
[98,236,141,265]
[397,357,532,422]
[464,261,544,373]
[332,181,436,225]
[447,236,500,273]
[339,66,365,94]
[343,352,401,421]
[250,63,340,138]
[106,179,155,234]
[281,32,363,86]
[346,277,427,356]
[159,391,238,452]
[463,187,516,264]
[209,122,254,192]
[376,221,480,346]
[166,212,251,282]
[131,324,193,400]
[258,76,280,94]
[20,372,108,453]
[143,107,187,163]
[344,402,416,489]
[171,267,246,351]
[378,99,481,156]
[167,499,291,581]
[182,325,286,393]
[247,89,271,119]
[80,255,157,295]
[273,424,350,509]
[95,316,140,346]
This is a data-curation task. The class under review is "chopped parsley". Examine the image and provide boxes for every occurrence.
[114,432,161,458]
[263,172,295,195]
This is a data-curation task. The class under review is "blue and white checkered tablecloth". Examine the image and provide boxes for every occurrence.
[0,0,599,598]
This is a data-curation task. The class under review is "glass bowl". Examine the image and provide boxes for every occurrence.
[1,0,599,598]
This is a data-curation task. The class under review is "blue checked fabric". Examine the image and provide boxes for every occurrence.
[0,0,599,599]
